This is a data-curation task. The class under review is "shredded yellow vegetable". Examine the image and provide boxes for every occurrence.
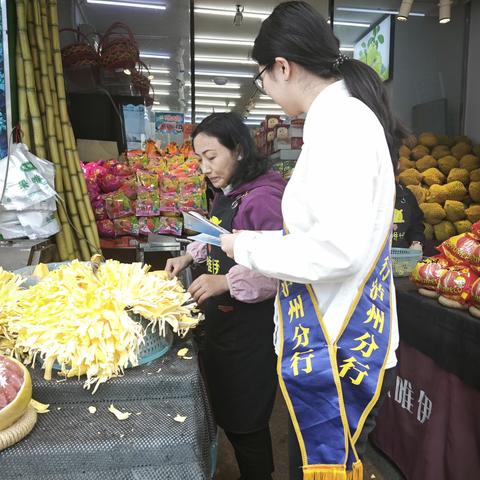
[0,260,201,392]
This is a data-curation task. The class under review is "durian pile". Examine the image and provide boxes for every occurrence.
[398,132,480,243]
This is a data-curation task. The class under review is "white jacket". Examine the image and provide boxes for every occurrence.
[234,80,398,368]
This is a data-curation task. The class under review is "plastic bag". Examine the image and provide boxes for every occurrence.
[105,191,134,219]
[113,216,139,236]
[157,216,183,236]
[0,143,57,211]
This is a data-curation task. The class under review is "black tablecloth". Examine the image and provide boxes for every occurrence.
[395,278,480,390]
[0,339,217,480]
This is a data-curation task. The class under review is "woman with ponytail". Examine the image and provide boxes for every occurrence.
[221,2,406,479]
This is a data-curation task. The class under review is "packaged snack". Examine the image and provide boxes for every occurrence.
[86,178,101,200]
[113,216,139,236]
[118,177,137,200]
[157,216,183,236]
[469,278,480,317]
[105,191,134,219]
[135,190,160,217]
[82,160,107,180]
[437,266,478,309]
[136,170,159,190]
[127,150,148,170]
[139,216,161,235]
[106,159,133,177]
[437,233,480,272]
[98,173,125,193]
[96,219,116,238]
[159,175,178,212]
[410,255,450,298]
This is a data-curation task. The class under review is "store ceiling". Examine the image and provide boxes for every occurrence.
[71,0,443,124]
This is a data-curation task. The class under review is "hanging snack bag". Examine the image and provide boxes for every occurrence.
[96,219,116,238]
[135,190,160,217]
[157,216,183,236]
[136,170,159,190]
[139,216,161,236]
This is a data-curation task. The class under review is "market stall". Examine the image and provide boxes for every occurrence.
[1,339,216,480]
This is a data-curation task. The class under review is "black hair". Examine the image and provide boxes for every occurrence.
[251,1,407,171]
[192,112,270,189]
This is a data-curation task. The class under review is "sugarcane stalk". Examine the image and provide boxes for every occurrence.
[16,0,45,158]
[48,0,100,254]
[15,32,32,147]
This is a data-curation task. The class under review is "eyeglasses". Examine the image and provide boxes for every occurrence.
[253,65,269,94]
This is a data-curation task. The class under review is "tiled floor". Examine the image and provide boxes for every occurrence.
[215,390,405,480]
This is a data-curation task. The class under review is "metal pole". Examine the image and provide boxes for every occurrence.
[190,0,195,123]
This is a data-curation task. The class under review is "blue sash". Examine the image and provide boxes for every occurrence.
[277,234,392,479]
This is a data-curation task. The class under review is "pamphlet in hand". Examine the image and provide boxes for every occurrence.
[182,211,230,247]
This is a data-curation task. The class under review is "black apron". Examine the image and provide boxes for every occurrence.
[201,192,277,434]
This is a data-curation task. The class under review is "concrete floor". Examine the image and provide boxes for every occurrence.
[215,390,405,480]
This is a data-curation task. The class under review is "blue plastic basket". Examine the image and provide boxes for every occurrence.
[391,247,423,277]
[14,262,173,369]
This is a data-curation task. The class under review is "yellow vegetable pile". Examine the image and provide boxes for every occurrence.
[0,261,200,392]
[0,268,24,353]
[399,133,480,243]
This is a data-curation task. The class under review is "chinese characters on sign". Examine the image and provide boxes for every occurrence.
[389,375,433,424]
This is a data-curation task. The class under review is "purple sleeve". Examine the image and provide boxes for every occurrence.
[227,185,283,302]
[226,264,278,303]
[186,241,207,263]
[232,188,284,231]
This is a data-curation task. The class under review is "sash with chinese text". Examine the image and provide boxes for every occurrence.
[277,234,392,480]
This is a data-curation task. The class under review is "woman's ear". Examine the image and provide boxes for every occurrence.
[274,57,291,80]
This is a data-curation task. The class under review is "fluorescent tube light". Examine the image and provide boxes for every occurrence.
[327,19,371,27]
[151,80,171,86]
[148,67,170,74]
[195,36,255,46]
[195,92,242,98]
[196,56,256,65]
[196,70,254,78]
[336,6,425,17]
[190,100,236,106]
[153,90,170,96]
[141,52,171,60]
[186,82,241,89]
[340,46,354,52]
[87,0,166,10]
[254,104,282,109]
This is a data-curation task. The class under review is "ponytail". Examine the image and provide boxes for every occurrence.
[252,1,407,172]
[337,59,407,170]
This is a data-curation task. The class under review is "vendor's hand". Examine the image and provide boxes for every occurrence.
[188,274,229,305]
[220,232,241,259]
[165,253,194,279]
[409,241,423,252]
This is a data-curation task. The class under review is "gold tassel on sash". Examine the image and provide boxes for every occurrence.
[346,460,364,480]
[302,464,347,480]
[302,460,363,480]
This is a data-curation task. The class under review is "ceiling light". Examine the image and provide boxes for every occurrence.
[254,104,282,109]
[195,92,242,98]
[195,5,269,20]
[195,36,254,46]
[196,56,256,65]
[196,70,254,78]
[439,0,451,23]
[186,82,241,89]
[245,121,262,126]
[397,0,414,21]
[259,95,271,100]
[327,20,371,28]
[250,109,285,115]
[87,0,166,10]
[151,80,171,85]
[153,90,170,96]
[148,67,170,74]
[194,108,231,113]
[336,6,425,17]
[190,100,236,106]
[141,52,171,60]
[340,46,354,52]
